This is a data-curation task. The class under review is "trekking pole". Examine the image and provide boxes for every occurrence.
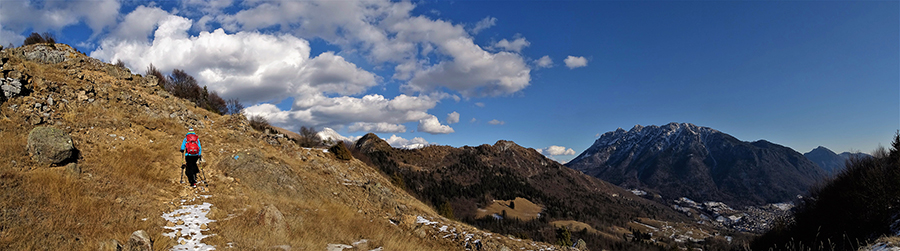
[179,154,186,184]
[199,156,210,188]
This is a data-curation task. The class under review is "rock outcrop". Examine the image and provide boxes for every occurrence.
[124,230,152,251]
[257,204,288,236]
[26,126,75,165]
[329,142,352,161]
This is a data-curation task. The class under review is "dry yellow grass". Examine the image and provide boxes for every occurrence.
[475,197,542,221]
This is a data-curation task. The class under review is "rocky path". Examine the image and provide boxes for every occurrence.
[161,191,216,251]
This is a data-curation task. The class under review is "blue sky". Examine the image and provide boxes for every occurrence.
[2,0,897,162]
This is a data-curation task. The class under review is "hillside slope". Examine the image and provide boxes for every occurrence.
[753,136,900,251]
[566,123,827,207]
[0,44,568,251]
[354,133,741,251]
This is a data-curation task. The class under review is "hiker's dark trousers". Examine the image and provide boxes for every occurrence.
[185,155,200,185]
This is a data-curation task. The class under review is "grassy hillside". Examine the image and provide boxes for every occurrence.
[751,134,900,251]
[0,43,569,250]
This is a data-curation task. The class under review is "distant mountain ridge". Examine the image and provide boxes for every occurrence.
[566,123,828,207]
[353,133,722,250]
[803,146,872,175]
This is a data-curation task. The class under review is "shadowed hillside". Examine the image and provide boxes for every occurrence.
[752,134,900,251]
[354,133,747,251]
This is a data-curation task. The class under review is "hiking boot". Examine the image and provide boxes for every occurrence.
[190,183,197,188]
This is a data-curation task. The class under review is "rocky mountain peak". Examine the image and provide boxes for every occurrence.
[355,133,392,152]
[568,123,826,207]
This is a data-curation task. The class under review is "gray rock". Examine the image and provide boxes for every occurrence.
[26,126,75,165]
[257,204,287,235]
[98,239,122,251]
[1,78,22,98]
[65,163,81,177]
[124,230,152,251]
[24,44,71,64]
[574,239,589,251]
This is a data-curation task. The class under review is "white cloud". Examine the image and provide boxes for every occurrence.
[92,7,465,134]
[493,37,530,53]
[242,93,440,132]
[447,111,460,124]
[474,102,485,107]
[535,55,553,68]
[94,17,378,103]
[488,119,505,125]
[0,0,120,42]
[471,16,497,34]
[217,1,531,98]
[470,118,477,123]
[564,56,588,69]
[348,122,407,133]
[384,135,431,149]
[109,6,171,42]
[418,115,455,134]
[538,145,577,156]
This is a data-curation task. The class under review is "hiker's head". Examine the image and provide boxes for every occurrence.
[188,127,194,132]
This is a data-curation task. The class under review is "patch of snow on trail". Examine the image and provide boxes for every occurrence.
[162,202,216,251]
[416,216,437,225]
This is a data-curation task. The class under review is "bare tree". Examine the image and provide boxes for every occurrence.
[298,126,321,147]
[226,98,244,115]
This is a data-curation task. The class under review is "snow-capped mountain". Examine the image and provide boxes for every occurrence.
[566,122,827,207]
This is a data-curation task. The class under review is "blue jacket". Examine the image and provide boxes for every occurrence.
[181,132,203,156]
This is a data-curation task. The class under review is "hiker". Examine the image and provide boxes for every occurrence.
[180,127,203,187]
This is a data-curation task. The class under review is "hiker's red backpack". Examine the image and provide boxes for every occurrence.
[185,133,200,155]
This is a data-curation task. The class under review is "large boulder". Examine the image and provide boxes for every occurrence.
[26,126,75,165]
[257,204,287,235]
[124,230,152,251]
[220,149,302,195]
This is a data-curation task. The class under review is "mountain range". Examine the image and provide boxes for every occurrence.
[566,123,828,207]
[353,133,737,250]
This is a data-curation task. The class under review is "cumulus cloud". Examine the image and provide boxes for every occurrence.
[348,122,407,133]
[474,102,485,108]
[242,93,440,132]
[91,7,461,134]
[471,16,497,34]
[493,37,529,52]
[537,145,577,156]
[535,55,553,68]
[384,135,431,149]
[95,12,379,104]
[418,115,455,134]
[488,119,505,125]
[214,1,531,98]
[0,0,120,41]
[447,111,460,124]
[564,56,588,69]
